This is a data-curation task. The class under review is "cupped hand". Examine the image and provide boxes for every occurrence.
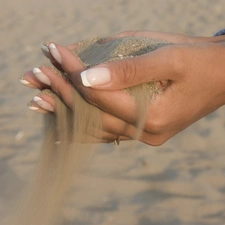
[21,31,225,145]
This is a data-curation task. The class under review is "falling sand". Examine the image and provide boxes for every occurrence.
[9,37,171,225]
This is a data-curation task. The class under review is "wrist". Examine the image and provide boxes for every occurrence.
[213,43,225,106]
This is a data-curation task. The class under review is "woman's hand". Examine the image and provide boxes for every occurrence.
[20,31,225,145]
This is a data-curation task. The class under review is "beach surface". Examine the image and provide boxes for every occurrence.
[1,0,225,224]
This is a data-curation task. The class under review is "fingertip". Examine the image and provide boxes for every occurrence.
[80,70,91,87]
[41,42,49,53]
[41,42,53,60]
[27,101,49,114]
[49,43,62,64]
[19,72,42,89]
[41,42,63,66]
[80,67,111,87]
[52,44,86,77]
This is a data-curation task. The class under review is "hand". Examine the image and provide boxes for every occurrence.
[21,31,225,145]
[26,30,225,76]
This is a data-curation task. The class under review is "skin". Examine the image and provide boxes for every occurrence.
[22,31,225,145]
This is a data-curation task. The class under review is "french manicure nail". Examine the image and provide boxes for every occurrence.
[41,42,49,53]
[19,75,37,88]
[49,43,62,64]
[19,78,30,85]
[80,67,111,87]
[33,96,54,112]
[28,105,39,111]
[27,101,39,111]
[33,68,51,86]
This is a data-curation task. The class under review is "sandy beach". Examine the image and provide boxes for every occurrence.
[1,0,225,224]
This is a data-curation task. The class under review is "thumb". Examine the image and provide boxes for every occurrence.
[80,46,176,90]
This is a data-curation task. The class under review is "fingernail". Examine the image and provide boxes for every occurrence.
[41,42,49,53]
[49,43,62,64]
[28,105,39,111]
[19,78,30,85]
[80,67,111,87]
[27,101,38,110]
[27,101,48,114]
[33,96,54,112]
[33,68,51,85]
[19,75,37,88]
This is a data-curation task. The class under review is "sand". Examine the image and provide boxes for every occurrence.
[1,1,225,225]
[7,36,172,225]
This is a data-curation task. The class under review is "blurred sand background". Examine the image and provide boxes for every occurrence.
[1,0,225,224]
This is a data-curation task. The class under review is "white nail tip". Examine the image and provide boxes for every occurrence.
[19,79,30,85]
[33,96,42,102]
[41,43,49,53]
[33,68,42,74]
[49,43,62,64]
[32,68,51,85]
[33,96,54,112]
[80,70,92,87]
[49,43,56,49]
[28,106,39,110]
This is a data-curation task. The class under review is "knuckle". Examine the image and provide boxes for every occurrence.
[117,59,137,85]
[166,45,186,76]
